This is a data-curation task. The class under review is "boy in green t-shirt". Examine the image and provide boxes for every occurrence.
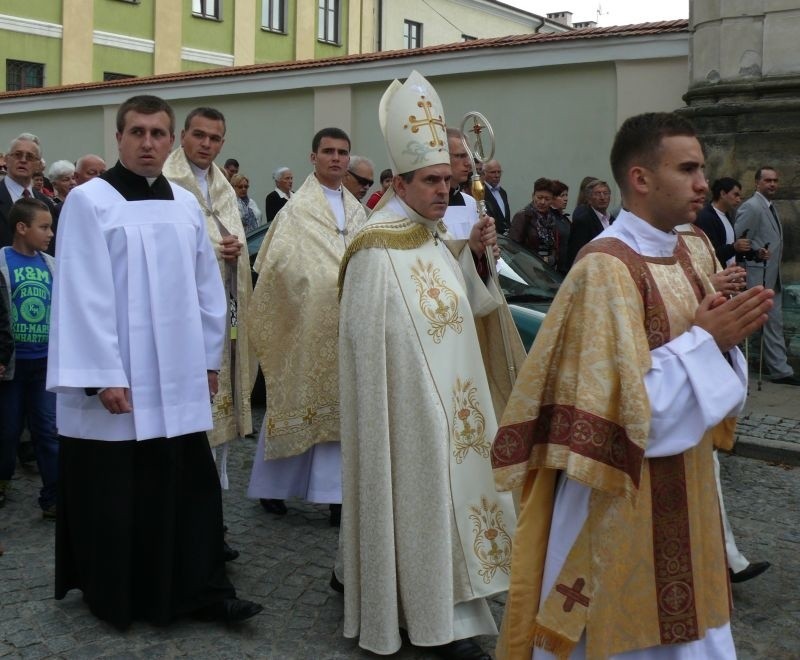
[0,198,58,515]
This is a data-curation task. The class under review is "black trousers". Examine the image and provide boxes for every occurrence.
[55,432,235,629]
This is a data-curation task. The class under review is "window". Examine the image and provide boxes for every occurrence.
[192,0,220,20]
[104,72,136,81]
[318,0,340,44]
[262,0,286,33]
[404,20,422,49]
[6,60,44,91]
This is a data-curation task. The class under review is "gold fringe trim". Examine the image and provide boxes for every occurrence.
[529,624,578,660]
[337,221,433,299]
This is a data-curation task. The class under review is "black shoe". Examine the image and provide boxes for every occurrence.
[329,503,341,527]
[193,598,263,623]
[431,638,491,660]
[259,498,287,515]
[772,375,800,386]
[329,571,344,594]
[730,561,771,583]
[223,540,240,562]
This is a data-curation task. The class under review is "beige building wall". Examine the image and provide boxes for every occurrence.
[295,1,316,61]
[154,0,182,75]
[234,1,257,66]
[380,0,554,50]
[61,0,94,84]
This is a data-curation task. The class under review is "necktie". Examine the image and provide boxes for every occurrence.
[769,204,781,235]
[21,189,31,198]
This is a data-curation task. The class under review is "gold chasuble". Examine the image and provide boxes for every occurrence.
[338,196,524,654]
[248,173,367,459]
[492,236,732,659]
[163,149,254,447]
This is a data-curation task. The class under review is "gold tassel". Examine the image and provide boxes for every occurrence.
[337,221,433,299]
[529,624,578,660]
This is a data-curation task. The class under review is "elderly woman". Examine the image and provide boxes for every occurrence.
[230,173,262,233]
[47,160,76,206]
[265,166,293,223]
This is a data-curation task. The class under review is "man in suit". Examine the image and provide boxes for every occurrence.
[565,178,614,269]
[735,166,799,385]
[483,159,511,234]
[0,135,59,252]
[695,177,751,267]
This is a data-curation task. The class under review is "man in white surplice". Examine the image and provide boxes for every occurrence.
[337,71,523,660]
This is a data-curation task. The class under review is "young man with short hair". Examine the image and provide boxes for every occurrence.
[47,94,261,628]
[493,113,773,659]
[247,127,367,522]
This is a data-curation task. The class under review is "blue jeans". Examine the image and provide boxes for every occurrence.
[0,357,59,509]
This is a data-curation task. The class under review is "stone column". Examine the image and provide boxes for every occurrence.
[681,0,800,359]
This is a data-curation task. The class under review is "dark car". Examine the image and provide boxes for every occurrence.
[496,235,562,349]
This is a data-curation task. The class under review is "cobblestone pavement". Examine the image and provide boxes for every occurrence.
[0,413,798,659]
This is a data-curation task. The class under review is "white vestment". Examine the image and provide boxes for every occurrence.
[338,195,516,655]
[533,211,744,660]
[46,177,227,441]
[444,190,479,239]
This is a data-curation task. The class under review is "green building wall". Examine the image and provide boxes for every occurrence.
[93,0,154,39]
[314,0,348,59]
[1,0,61,23]
[0,32,63,89]
[93,45,153,79]
[182,0,233,55]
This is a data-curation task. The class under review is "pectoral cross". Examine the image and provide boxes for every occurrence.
[556,578,590,612]
[406,97,445,147]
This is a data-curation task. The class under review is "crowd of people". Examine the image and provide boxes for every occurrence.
[0,69,788,659]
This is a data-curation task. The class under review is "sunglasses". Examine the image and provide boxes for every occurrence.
[348,170,374,187]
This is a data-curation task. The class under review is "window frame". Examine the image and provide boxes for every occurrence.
[404,19,423,49]
[317,0,341,45]
[192,0,221,21]
[6,59,45,92]
[262,0,287,34]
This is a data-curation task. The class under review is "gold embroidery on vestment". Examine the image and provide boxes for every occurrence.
[469,496,513,583]
[411,257,463,343]
[451,377,489,463]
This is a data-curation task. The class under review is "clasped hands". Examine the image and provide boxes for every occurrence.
[694,285,774,353]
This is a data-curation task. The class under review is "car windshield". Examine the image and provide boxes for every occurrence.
[497,237,562,303]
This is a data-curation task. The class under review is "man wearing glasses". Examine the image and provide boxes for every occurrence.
[343,155,375,203]
[0,135,59,251]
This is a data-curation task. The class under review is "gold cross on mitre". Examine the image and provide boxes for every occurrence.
[405,95,445,147]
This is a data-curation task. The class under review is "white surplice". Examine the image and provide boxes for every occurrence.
[533,211,744,660]
[46,177,227,441]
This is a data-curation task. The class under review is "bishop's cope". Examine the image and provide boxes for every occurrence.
[336,70,526,659]
[490,112,774,660]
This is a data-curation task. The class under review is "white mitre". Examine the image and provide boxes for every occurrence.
[379,70,450,175]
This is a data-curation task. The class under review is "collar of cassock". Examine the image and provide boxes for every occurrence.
[102,161,174,201]
[392,193,447,237]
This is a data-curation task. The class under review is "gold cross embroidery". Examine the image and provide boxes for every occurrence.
[214,395,234,417]
[405,97,445,147]
[303,407,317,425]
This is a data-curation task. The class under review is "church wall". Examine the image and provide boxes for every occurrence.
[0,0,60,23]
[93,0,153,40]
[181,0,234,56]
[93,45,153,80]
